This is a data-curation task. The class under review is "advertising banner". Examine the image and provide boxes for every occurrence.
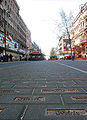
[0,32,25,54]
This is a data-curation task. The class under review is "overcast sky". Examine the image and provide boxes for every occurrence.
[17,0,87,55]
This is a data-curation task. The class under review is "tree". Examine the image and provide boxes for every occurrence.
[58,10,74,59]
[50,48,57,56]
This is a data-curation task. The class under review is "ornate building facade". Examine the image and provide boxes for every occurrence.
[72,2,87,58]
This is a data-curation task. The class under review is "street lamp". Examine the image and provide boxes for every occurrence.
[3,9,10,56]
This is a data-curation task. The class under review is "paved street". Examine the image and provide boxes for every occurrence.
[0,60,87,120]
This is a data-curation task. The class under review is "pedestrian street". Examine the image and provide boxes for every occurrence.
[0,60,87,120]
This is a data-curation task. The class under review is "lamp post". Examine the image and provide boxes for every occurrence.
[3,9,10,56]
[3,9,6,56]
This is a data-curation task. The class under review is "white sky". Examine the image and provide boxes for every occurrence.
[17,0,87,55]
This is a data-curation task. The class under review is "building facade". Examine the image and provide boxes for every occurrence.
[0,0,28,60]
[58,35,71,57]
[26,29,32,50]
[72,2,87,58]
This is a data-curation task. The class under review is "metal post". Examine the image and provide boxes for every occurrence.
[3,9,6,56]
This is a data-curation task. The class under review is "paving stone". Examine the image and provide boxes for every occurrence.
[24,104,87,120]
[0,104,24,120]
[0,61,87,119]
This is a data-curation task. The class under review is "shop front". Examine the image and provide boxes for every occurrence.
[0,32,26,61]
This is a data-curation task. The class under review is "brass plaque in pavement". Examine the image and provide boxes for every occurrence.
[46,108,87,115]
[42,89,77,93]
[71,96,87,100]
[0,90,20,93]
[14,97,45,101]
[25,85,47,87]
[80,80,87,82]
[64,84,87,87]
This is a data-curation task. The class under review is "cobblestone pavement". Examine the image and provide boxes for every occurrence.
[0,60,87,120]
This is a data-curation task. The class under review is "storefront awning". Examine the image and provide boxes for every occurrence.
[29,52,41,55]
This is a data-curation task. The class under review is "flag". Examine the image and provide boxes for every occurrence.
[3,37,5,43]
[84,33,86,36]
[7,36,11,41]
[64,42,66,46]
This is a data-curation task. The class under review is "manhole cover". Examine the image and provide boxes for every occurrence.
[46,108,87,116]
[0,90,20,93]
[72,96,87,100]
[42,89,77,93]
[14,97,45,101]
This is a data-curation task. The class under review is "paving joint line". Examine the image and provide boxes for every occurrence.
[60,94,64,105]
[32,88,35,95]
[81,88,87,93]
[55,62,87,74]
[20,104,28,120]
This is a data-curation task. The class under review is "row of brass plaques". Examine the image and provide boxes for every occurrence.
[46,108,87,116]
[42,89,77,93]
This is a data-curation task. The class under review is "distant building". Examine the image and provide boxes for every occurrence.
[31,42,41,53]
[26,29,32,49]
[72,2,87,58]
[58,35,71,57]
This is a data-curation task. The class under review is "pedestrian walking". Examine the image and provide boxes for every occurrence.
[6,54,9,62]
[0,53,3,62]
[9,54,13,62]
[20,55,22,61]
[72,55,74,61]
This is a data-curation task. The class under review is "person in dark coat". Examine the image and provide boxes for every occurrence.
[6,54,9,62]
[9,54,13,62]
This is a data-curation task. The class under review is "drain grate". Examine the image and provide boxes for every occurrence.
[46,108,87,116]
[0,90,20,93]
[14,97,45,101]
[42,89,77,93]
[72,96,87,100]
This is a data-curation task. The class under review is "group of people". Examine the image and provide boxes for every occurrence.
[0,53,13,62]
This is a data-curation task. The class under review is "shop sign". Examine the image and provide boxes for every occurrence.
[0,32,26,54]
[0,32,18,49]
